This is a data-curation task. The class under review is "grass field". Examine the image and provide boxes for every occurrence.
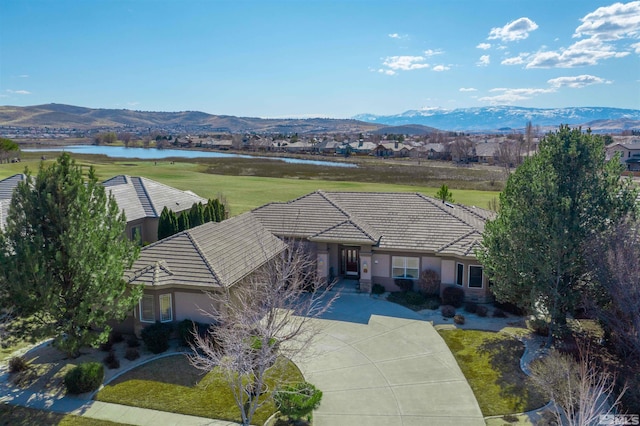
[0,403,128,426]
[1,153,501,215]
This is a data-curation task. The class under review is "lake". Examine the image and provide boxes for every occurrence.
[23,145,357,168]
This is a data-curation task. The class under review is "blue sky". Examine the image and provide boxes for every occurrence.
[1,0,639,118]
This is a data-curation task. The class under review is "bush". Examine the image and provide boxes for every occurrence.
[442,286,465,308]
[424,296,440,310]
[418,269,441,296]
[441,305,456,318]
[109,331,124,343]
[126,337,140,348]
[98,340,113,352]
[454,314,465,325]
[371,283,385,295]
[141,321,173,354]
[64,362,104,394]
[178,319,209,347]
[464,302,478,313]
[394,278,413,292]
[476,305,488,317]
[103,351,120,369]
[404,291,426,306]
[492,308,507,318]
[494,301,525,316]
[124,347,140,361]
[274,382,323,420]
[527,318,550,337]
[8,356,29,373]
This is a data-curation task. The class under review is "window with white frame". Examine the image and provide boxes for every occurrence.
[468,266,483,288]
[159,294,173,322]
[139,294,154,323]
[392,256,419,279]
[456,263,464,286]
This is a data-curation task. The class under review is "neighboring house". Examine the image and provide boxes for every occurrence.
[422,143,451,161]
[373,142,414,158]
[0,173,207,243]
[103,175,208,244]
[253,191,494,302]
[314,139,341,154]
[121,212,286,335]
[475,141,501,165]
[606,141,640,171]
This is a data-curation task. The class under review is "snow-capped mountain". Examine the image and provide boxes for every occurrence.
[353,106,640,132]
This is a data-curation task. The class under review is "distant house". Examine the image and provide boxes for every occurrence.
[0,174,207,243]
[373,142,414,158]
[314,139,341,154]
[606,141,640,171]
[120,212,286,335]
[422,143,450,160]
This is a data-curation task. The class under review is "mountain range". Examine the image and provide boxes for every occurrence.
[354,106,640,133]
[0,104,638,134]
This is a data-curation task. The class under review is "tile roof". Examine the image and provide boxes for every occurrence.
[0,174,25,201]
[126,212,287,289]
[253,191,494,258]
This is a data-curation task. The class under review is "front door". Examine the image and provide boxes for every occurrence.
[341,247,359,276]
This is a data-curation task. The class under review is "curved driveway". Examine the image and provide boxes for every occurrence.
[294,294,484,426]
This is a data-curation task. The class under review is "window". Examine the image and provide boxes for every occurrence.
[131,225,142,246]
[456,263,464,286]
[159,294,173,322]
[139,294,154,323]
[469,266,483,288]
[392,256,419,279]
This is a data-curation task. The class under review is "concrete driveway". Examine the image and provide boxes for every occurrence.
[294,294,484,426]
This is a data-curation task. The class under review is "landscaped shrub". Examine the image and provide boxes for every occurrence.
[64,362,104,394]
[527,318,550,337]
[103,351,120,369]
[494,301,525,316]
[476,305,488,317]
[492,308,507,318]
[394,278,413,292]
[141,322,173,354]
[274,382,323,420]
[178,319,209,347]
[124,347,140,361]
[8,356,29,373]
[442,286,465,308]
[424,296,440,310]
[454,314,466,325]
[464,302,478,313]
[126,336,140,348]
[418,269,440,296]
[98,340,113,352]
[371,283,385,295]
[441,305,456,318]
[404,291,426,306]
[109,330,124,343]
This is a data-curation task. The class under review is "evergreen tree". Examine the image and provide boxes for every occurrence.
[0,153,142,357]
[189,202,204,228]
[177,211,190,232]
[478,126,637,343]
[158,206,173,240]
[435,184,455,203]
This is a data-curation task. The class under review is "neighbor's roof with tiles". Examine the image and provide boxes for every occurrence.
[103,175,207,222]
[252,191,494,257]
[0,174,25,201]
[126,212,287,289]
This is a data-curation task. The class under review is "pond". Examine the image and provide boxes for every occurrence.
[23,145,357,168]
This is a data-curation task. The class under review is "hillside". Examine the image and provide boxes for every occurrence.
[0,104,384,134]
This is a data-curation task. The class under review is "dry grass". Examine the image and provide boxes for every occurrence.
[0,403,128,425]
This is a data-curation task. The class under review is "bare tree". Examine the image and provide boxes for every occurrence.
[495,139,518,177]
[525,121,535,158]
[530,345,627,426]
[188,242,338,426]
[118,132,132,147]
[451,136,475,163]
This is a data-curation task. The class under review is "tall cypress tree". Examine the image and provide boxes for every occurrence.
[177,211,190,232]
[158,206,172,240]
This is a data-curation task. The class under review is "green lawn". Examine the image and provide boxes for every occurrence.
[1,154,500,215]
[438,329,547,417]
[0,404,129,426]
[96,354,304,425]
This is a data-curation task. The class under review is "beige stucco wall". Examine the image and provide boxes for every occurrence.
[421,256,441,276]
[175,291,214,323]
[441,259,455,285]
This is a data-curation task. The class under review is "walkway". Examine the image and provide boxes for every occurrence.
[294,294,485,426]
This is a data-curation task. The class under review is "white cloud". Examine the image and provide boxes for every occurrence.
[632,41,640,53]
[432,65,450,72]
[488,17,539,42]
[476,55,490,66]
[388,33,401,39]
[547,74,612,88]
[18,74,29,78]
[476,43,492,50]
[479,87,554,104]
[424,49,444,56]
[574,1,640,41]
[378,68,396,76]
[526,37,629,68]
[382,55,429,71]
[501,54,528,65]
[459,87,478,92]
[6,89,31,95]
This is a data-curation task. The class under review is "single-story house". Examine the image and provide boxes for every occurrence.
[252,191,494,302]
[121,212,286,335]
[373,142,414,158]
[122,190,494,333]
[0,173,207,243]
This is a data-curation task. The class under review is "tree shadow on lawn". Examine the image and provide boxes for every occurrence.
[477,337,547,412]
